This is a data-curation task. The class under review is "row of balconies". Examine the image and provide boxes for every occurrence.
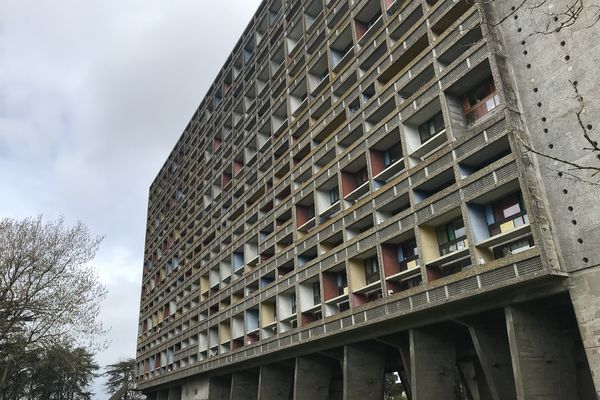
[141,8,488,324]
[139,54,502,316]
[144,0,468,225]
[138,126,518,354]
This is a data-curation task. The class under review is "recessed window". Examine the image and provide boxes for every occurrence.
[485,192,528,236]
[462,78,500,124]
[436,218,467,256]
[418,112,445,144]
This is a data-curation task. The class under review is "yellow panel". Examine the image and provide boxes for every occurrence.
[500,221,515,233]
[406,260,417,270]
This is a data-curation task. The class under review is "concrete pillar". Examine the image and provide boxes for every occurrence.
[410,327,455,400]
[182,378,209,400]
[343,343,385,400]
[208,377,231,400]
[230,371,258,400]
[469,321,517,400]
[168,387,182,400]
[294,356,334,400]
[157,391,169,400]
[569,268,600,399]
[258,363,294,400]
[505,305,578,399]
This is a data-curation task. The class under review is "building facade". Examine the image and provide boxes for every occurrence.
[136,0,600,398]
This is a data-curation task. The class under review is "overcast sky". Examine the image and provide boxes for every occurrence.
[0,0,261,397]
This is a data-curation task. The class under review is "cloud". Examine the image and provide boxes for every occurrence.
[0,0,262,397]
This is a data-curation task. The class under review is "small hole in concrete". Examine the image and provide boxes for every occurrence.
[554,16,559,22]
[521,40,526,45]
[542,117,547,122]
[543,128,549,133]
[563,189,569,194]
[537,102,542,107]
[573,81,578,86]
[523,50,528,55]
[533,87,538,92]
[514,15,518,20]
[583,257,589,263]
[526,64,532,68]
[577,238,583,244]
[518,28,522,32]
[511,6,516,10]
[572,220,577,225]
[549,144,554,149]
[560,41,566,46]
[568,206,574,212]
[558,172,563,177]
[586,124,593,130]
[565,55,571,61]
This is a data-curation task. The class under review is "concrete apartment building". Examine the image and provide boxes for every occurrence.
[136,0,600,398]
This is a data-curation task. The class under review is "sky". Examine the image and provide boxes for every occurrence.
[0,0,262,397]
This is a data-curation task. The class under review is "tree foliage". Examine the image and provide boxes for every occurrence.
[104,358,144,400]
[28,343,99,400]
[0,216,107,398]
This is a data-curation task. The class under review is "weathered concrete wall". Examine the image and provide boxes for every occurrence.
[485,1,600,396]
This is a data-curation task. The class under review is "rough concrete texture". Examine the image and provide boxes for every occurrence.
[569,268,600,398]
[230,371,258,400]
[410,327,456,400]
[257,364,293,400]
[487,1,600,396]
[293,356,335,400]
[468,320,516,400]
[181,378,209,400]
[343,344,385,400]
[505,305,578,399]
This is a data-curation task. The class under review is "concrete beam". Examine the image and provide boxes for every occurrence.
[343,343,385,400]
[410,327,455,400]
[230,371,258,400]
[505,305,578,399]
[468,320,516,400]
[294,355,335,400]
[258,364,293,400]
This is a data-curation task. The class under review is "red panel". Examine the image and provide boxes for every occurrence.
[381,244,401,277]
[370,149,386,176]
[322,273,338,301]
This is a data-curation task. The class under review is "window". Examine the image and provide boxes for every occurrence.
[335,272,348,296]
[312,281,321,305]
[290,294,297,314]
[356,167,369,186]
[463,79,500,124]
[418,112,445,144]
[396,240,418,265]
[485,193,528,236]
[383,143,403,167]
[436,218,467,256]
[364,256,380,284]
[329,188,340,204]
[493,237,534,258]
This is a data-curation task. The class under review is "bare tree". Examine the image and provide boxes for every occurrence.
[0,216,107,397]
